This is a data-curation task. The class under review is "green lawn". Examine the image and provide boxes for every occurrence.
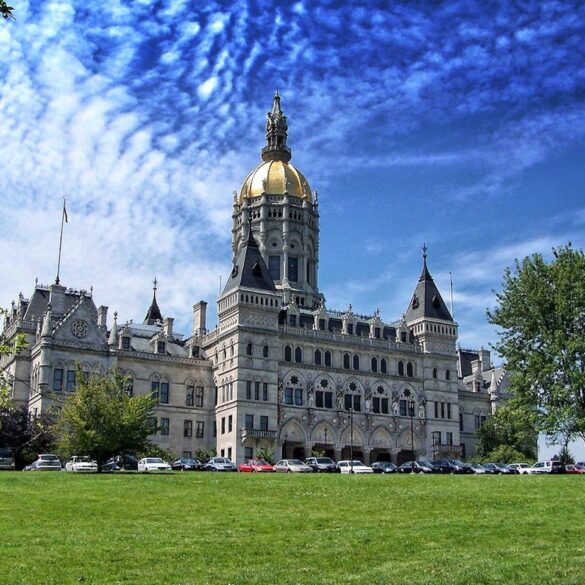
[1,473,584,584]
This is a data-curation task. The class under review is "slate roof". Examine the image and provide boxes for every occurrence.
[222,229,276,294]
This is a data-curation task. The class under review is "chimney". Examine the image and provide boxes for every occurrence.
[192,301,207,336]
[479,348,491,372]
[49,283,66,315]
[162,317,174,338]
[97,306,108,334]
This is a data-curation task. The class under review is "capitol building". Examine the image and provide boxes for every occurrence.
[2,95,506,464]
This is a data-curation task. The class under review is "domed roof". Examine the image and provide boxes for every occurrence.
[239,159,312,202]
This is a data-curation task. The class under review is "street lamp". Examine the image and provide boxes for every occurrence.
[350,407,354,473]
[408,400,415,461]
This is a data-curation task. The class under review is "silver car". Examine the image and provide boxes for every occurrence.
[29,454,62,471]
[204,456,237,472]
[274,459,313,473]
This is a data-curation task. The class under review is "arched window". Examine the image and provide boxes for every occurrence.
[314,349,322,365]
[295,347,302,363]
[381,358,387,374]
[398,361,404,376]
[343,353,350,369]
[246,342,253,356]
[353,355,360,371]
[284,346,292,362]
[406,362,413,377]
[371,357,378,373]
[263,345,269,358]
[325,351,332,367]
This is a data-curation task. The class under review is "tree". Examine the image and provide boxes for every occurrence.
[0,1,14,20]
[475,399,538,460]
[54,369,158,472]
[488,244,585,446]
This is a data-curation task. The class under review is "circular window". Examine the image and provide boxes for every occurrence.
[72,320,88,338]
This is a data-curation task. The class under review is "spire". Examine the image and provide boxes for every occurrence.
[108,311,119,346]
[144,278,163,325]
[419,243,432,281]
[41,304,53,339]
[262,92,292,163]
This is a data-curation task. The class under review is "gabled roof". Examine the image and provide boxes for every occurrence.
[222,228,276,294]
[404,251,453,322]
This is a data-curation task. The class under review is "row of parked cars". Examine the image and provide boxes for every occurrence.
[17,453,585,475]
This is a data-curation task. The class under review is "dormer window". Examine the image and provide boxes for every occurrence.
[121,337,130,350]
[192,346,200,358]
[347,324,353,335]
[157,341,166,354]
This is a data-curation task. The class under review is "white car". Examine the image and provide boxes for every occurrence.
[65,456,98,473]
[508,462,531,474]
[273,459,313,473]
[138,457,171,472]
[337,460,373,474]
[524,460,563,474]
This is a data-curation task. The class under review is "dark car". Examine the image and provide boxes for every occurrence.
[171,458,202,471]
[483,463,511,474]
[105,455,138,471]
[371,461,397,474]
[398,460,441,474]
[304,457,338,473]
[431,459,474,474]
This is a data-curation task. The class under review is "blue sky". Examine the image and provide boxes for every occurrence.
[1,1,585,459]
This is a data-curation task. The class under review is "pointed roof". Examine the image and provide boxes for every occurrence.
[222,227,276,295]
[404,246,453,322]
[144,278,163,325]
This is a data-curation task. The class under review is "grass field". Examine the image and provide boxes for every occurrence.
[1,472,584,585]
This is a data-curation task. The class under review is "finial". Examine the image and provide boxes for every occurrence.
[153,277,158,293]
[422,243,428,259]
[114,311,118,321]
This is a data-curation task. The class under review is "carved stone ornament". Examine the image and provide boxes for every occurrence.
[71,320,88,338]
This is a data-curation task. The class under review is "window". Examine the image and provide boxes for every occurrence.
[288,257,298,282]
[371,357,378,373]
[432,368,437,379]
[245,447,253,459]
[325,351,332,367]
[269,255,280,280]
[446,432,453,446]
[151,380,160,400]
[213,421,217,438]
[447,403,452,419]
[432,431,441,445]
[314,349,322,365]
[373,397,380,413]
[192,346,200,358]
[66,370,76,392]
[195,386,204,407]
[196,421,204,438]
[255,381,260,401]
[374,327,380,339]
[157,341,166,354]
[289,314,297,326]
[147,416,157,434]
[124,378,133,396]
[160,382,169,404]
[434,401,439,418]
[399,400,407,417]
[221,417,225,434]
[401,331,407,343]
[182,451,192,459]
[475,414,487,429]
[324,392,333,408]
[262,383,268,401]
[347,323,353,335]
[398,361,404,376]
[53,368,64,392]
[319,319,325,330]
[159,418,169,436]
[285,346,292,362]
[263,345,269,358]
[260,416,269,431]
[246,342,253,356]
[353,395,361,412]
[294,388,303,406]
[343,354,350,369]
[344,394,352,410]
[406,362,413,377]
[441,402,445,418]
[246,381,252,400]
[381,358,387,374]
[446,370,451,380]
[381,398,389,414]
[459,411,464,432]
[295,347,302,363]
[245,414,254,428]
[353,355,360,370]
[228,415,233,433]
[121,337,130,350]
[284,387,293,405]
[184,420,193,438]
[186,386,194,406]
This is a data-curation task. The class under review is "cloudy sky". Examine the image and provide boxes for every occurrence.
[2,1,585,453]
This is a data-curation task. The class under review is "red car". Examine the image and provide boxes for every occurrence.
[238,459,275,473]
[565,464,585,474]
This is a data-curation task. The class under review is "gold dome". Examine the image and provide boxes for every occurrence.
[239,159,312,203]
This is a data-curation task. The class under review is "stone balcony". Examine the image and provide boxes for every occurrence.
[240,428,278,440]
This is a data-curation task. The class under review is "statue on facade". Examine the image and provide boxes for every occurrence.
[391,394,399,416]
[336,389,344,410]
[307,385,314,408]
[364,393,372,413]
[418,398,426,419]
[278,381,284,404]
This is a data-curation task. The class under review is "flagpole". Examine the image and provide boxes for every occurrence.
[449,270,455,320]
[56,197,67,285]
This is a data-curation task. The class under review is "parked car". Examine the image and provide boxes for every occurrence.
[430,459,472,474]
[171,458,201,471]
[238,459,275,473]
[524,460,564,474]
[28,454,62,471]
[138,457,171,472]
[337,460,373,474]
[304,457,338,473]
[482,463,510,474]
[65,456,98,473]
[371,461,397,474]
[274,459,313,473]
[397,460,440,474]
[0,448,15,470]
[508,463,531,474]
[204,457,238,472]
[565,464,585,474]
[469,462,491,474]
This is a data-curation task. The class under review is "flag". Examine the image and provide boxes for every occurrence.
[63,198,68,223]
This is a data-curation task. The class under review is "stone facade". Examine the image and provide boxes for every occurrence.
[1,95,506,463]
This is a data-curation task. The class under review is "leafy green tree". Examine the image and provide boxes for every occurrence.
[488,244,585,446]
[195,448,216,463]
[484,445,531,464]
[54,369,157,472]
[555,443,575,465]
[256,446,275,464]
